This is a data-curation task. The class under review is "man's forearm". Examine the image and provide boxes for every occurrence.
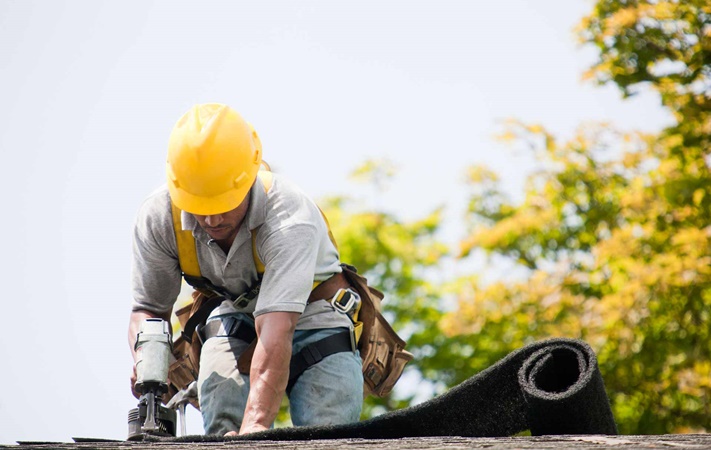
[239,311,299,435]
[241,338,292,432]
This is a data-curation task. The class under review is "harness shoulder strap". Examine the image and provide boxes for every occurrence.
[257,170,273,193]
[251,170,273,274]
[319,208,339,252]
[171,202,201,277]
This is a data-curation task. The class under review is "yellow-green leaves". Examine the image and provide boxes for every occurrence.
[445,0,711,433]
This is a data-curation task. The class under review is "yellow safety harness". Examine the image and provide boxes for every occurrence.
[166,170,411,398]
[170,169,363,344]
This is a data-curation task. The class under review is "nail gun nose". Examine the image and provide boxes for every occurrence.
[143,392,158,432]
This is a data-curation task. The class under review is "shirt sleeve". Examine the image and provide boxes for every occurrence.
[131,194,182,315]
[253,223,320,316]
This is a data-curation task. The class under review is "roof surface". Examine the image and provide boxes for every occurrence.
[7,435,711,449]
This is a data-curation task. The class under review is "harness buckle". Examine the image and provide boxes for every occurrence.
[330,288,359,315]
[233,284,261,309]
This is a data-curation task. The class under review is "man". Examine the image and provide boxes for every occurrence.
[128,103,363,435]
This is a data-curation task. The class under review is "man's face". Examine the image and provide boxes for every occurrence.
[192,195,250,243]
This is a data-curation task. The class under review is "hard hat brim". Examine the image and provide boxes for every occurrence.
[167,178,253,216]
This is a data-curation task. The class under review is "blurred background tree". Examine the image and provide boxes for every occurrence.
[321,158,452,418]
[323,0,710,434]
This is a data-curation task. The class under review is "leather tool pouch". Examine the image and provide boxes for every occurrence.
[340,264,414,397]
[165,290,211,409]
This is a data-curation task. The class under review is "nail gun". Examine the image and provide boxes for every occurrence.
[127,318,177,440]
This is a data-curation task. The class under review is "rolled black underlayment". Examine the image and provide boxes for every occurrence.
[158,338,617,442]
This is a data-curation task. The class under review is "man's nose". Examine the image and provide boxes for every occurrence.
[204,214,223,227]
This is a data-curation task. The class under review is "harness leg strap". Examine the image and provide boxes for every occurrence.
[197,316,257,345]
[287,330,355,392]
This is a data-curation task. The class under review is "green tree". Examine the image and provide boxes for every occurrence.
[320,159,453,416]
[442,0,710,434]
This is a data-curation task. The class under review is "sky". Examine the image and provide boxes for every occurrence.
[0,0,672,444]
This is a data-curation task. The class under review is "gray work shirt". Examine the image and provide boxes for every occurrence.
[131,173,352,330]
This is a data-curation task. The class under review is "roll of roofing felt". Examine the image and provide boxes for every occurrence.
[159,338,617,442]
[518,342,617,436]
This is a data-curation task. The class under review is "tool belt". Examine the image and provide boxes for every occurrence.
[166,264,413,407]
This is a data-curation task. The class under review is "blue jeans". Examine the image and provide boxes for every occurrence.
[197,313,363,435]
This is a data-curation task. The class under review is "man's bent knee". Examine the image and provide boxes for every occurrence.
[289,351,363,427]
[198,336,251,435]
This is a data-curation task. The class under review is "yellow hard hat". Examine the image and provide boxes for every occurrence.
[166,103,262,215]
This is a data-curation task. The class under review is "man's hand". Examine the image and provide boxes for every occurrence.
[130,364,140,399]
[237,311,299,435]
[237,423,269,435]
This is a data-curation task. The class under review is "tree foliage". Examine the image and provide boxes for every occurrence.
[320,159,452,417]
[325,0,710,434]
[446,0,711,434]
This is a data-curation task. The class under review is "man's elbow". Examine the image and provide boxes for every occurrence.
[255,311,300,342]
[131,308,172,322]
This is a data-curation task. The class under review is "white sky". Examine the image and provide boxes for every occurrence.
[0,0,671,444]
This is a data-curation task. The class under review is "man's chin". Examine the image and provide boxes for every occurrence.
[205,228,231,241]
